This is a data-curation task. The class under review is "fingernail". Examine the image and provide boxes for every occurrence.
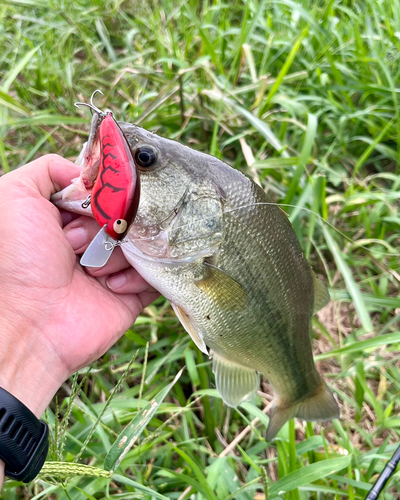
[107,273,127,291]
[65,226,87,250]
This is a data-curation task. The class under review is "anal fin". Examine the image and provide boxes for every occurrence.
[172,304,208,355]
[212,351,259,407]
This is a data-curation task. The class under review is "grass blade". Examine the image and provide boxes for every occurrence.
[269,455,352,498]
[315,331,400,360]
[104,367,184,471]
[323,226,374,333]
[1,46,40,92]
[112,473,170,500]
[263,28,309,108]
[204,89,289,157]
[285,112,317,204]
[353,119,394,177]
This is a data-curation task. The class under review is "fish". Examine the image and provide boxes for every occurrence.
[53,121,340,440]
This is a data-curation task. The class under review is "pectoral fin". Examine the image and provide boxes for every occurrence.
[195,263,248,311]
[212,351,259,407]
[172,304,208,355]
[312,271,330,312]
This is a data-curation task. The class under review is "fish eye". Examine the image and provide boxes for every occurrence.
[134,146,157,170]
[113,219,127,234]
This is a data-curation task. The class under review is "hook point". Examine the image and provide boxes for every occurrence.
[90,89,104,106]
[74,90,106,117]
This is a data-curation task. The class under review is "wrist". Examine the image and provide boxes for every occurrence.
[0,386,51,486]
[0,322,67,417]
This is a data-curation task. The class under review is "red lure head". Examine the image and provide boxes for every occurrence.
[90,112,140,240]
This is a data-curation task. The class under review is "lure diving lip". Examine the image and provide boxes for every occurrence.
[74,90,140,267]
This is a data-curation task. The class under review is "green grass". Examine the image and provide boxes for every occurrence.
[1,0,400,498]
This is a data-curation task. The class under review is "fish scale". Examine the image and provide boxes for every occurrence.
[204,196,313,384]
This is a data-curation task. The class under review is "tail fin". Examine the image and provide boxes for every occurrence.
[266,378,340,440]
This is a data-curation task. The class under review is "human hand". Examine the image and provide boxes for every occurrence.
[0,155,158,421]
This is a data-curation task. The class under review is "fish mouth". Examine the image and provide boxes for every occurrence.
[51,173,94,216]
[51,112,104,214]
[51,139,96,216]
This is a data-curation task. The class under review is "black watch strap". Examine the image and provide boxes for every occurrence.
[0,387,49,483]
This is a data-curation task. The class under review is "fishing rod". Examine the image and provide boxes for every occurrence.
[365,443,400,499]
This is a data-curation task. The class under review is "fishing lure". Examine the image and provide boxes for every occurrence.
[75,90,140,267]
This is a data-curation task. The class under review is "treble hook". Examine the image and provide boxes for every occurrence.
[74,89,107,117]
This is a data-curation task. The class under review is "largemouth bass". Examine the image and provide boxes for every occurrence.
[53,121,340,439]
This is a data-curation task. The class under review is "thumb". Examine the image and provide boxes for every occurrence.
[2,154,81,200]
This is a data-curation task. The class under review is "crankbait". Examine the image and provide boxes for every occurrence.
[75,90,140,267]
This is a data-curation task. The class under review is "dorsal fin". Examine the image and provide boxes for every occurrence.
[312,271,330,312]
